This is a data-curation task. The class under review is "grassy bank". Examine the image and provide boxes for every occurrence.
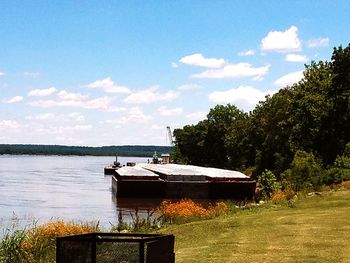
[1,187,349,262]
[161,188,350,263]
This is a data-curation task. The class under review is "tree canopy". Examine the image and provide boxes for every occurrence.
[173,43,350,187]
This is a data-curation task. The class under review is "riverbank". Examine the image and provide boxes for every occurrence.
[161,186,350,263]
[2,184,349,262]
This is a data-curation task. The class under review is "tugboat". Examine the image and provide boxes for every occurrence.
[104,154,122,175]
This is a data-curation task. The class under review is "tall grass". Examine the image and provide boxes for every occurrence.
[0,220,98,263]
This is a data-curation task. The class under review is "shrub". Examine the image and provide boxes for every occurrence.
[258,170,281,199]
[158,199,228,223]
[271,189,298,207]
[324,143,350,184]
[282,150,324,191]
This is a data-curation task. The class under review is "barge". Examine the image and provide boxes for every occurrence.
[112,163,256,200]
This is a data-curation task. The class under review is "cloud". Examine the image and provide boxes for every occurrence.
[171,62,178,68]
[192,63,270,80]
[0,72,5,76]
[85,77,130,94]
[285,54,309,62]
[151,124,163,130]
[25,112,87,123]
[68,112,85,122]
[186,111,207,121]
[57,90,88,101]
[119,107,153,123]
[307,37,329,48]
[35,125,92,135]
[274,70,304,87]
[25,113,56,121]
[23,72,41,78]
[179,53,226,68]
[178,84,202,91]
[238,49,255,56]
[6,96,23,104]
[124,86,179,104]
[28,87,57,97]
[158,106,183,116]
[261,26,301,52]
[29,89,115,111]
[0,120,19,129]
[208,86,276,108]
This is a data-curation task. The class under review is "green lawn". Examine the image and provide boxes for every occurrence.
[161,189,350,263]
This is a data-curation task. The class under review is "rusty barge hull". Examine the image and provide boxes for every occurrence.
[112,164,256,200]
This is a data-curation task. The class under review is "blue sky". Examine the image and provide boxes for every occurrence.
[0,1,349,146]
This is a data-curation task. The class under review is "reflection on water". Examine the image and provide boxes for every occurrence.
[0,155,149,229]
[111,196,164,224]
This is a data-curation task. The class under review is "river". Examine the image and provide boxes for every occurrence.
[0,155,152,230]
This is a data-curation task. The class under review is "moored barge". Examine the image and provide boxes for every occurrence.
[112,163,256,200]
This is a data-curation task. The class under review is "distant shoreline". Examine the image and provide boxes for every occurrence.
[0,144,173,158]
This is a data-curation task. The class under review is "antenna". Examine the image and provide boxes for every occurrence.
[166,126,174,146]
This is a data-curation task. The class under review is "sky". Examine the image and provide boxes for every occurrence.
[0,1,349,146]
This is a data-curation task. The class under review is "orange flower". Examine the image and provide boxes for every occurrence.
[158,199,228,220]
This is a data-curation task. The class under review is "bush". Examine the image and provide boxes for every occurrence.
[324,143,350,184]
[282,150,324,191]
[157,199,228,223]
[257,170,281,199]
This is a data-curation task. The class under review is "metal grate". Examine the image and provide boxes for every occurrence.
[56,233,175,263]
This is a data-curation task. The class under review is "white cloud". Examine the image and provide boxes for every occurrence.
[23,72,41,78]
[57,90,88,101]
[285,54,309,62]
[6,96,23,104]
[124,86,179,104]
[0,72,5,76]
[261,26,301,52]
[36,125,92,134]
[171,62,178,68]
[178,84,202,91]
[86,77,130,94]
[29,88,115,111]
[151,124,163,130]
[208,86,276,107]
[274,70,304,87]
[28,87,57,97]
[193,63,270,80]
[158,106,183,116]
[106,106,127,113]
[26,113,56,121]
[179,53,226,68]
[238,49,255,56]
[0,120,19,129]
[83,97,112,110]
[119,107,153,123]
[307,37,329,48]
[68,112,85,122]
[186,111,207,121]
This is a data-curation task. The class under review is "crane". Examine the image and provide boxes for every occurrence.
[166,126,174,146]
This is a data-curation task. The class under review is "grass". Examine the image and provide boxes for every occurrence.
[1,185,350,262]
[160,189,350,263]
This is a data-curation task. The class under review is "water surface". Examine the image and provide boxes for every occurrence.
[0,155,149,229]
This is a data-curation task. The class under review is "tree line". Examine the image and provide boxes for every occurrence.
[173,43,350,191]
[0,144,172,157]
